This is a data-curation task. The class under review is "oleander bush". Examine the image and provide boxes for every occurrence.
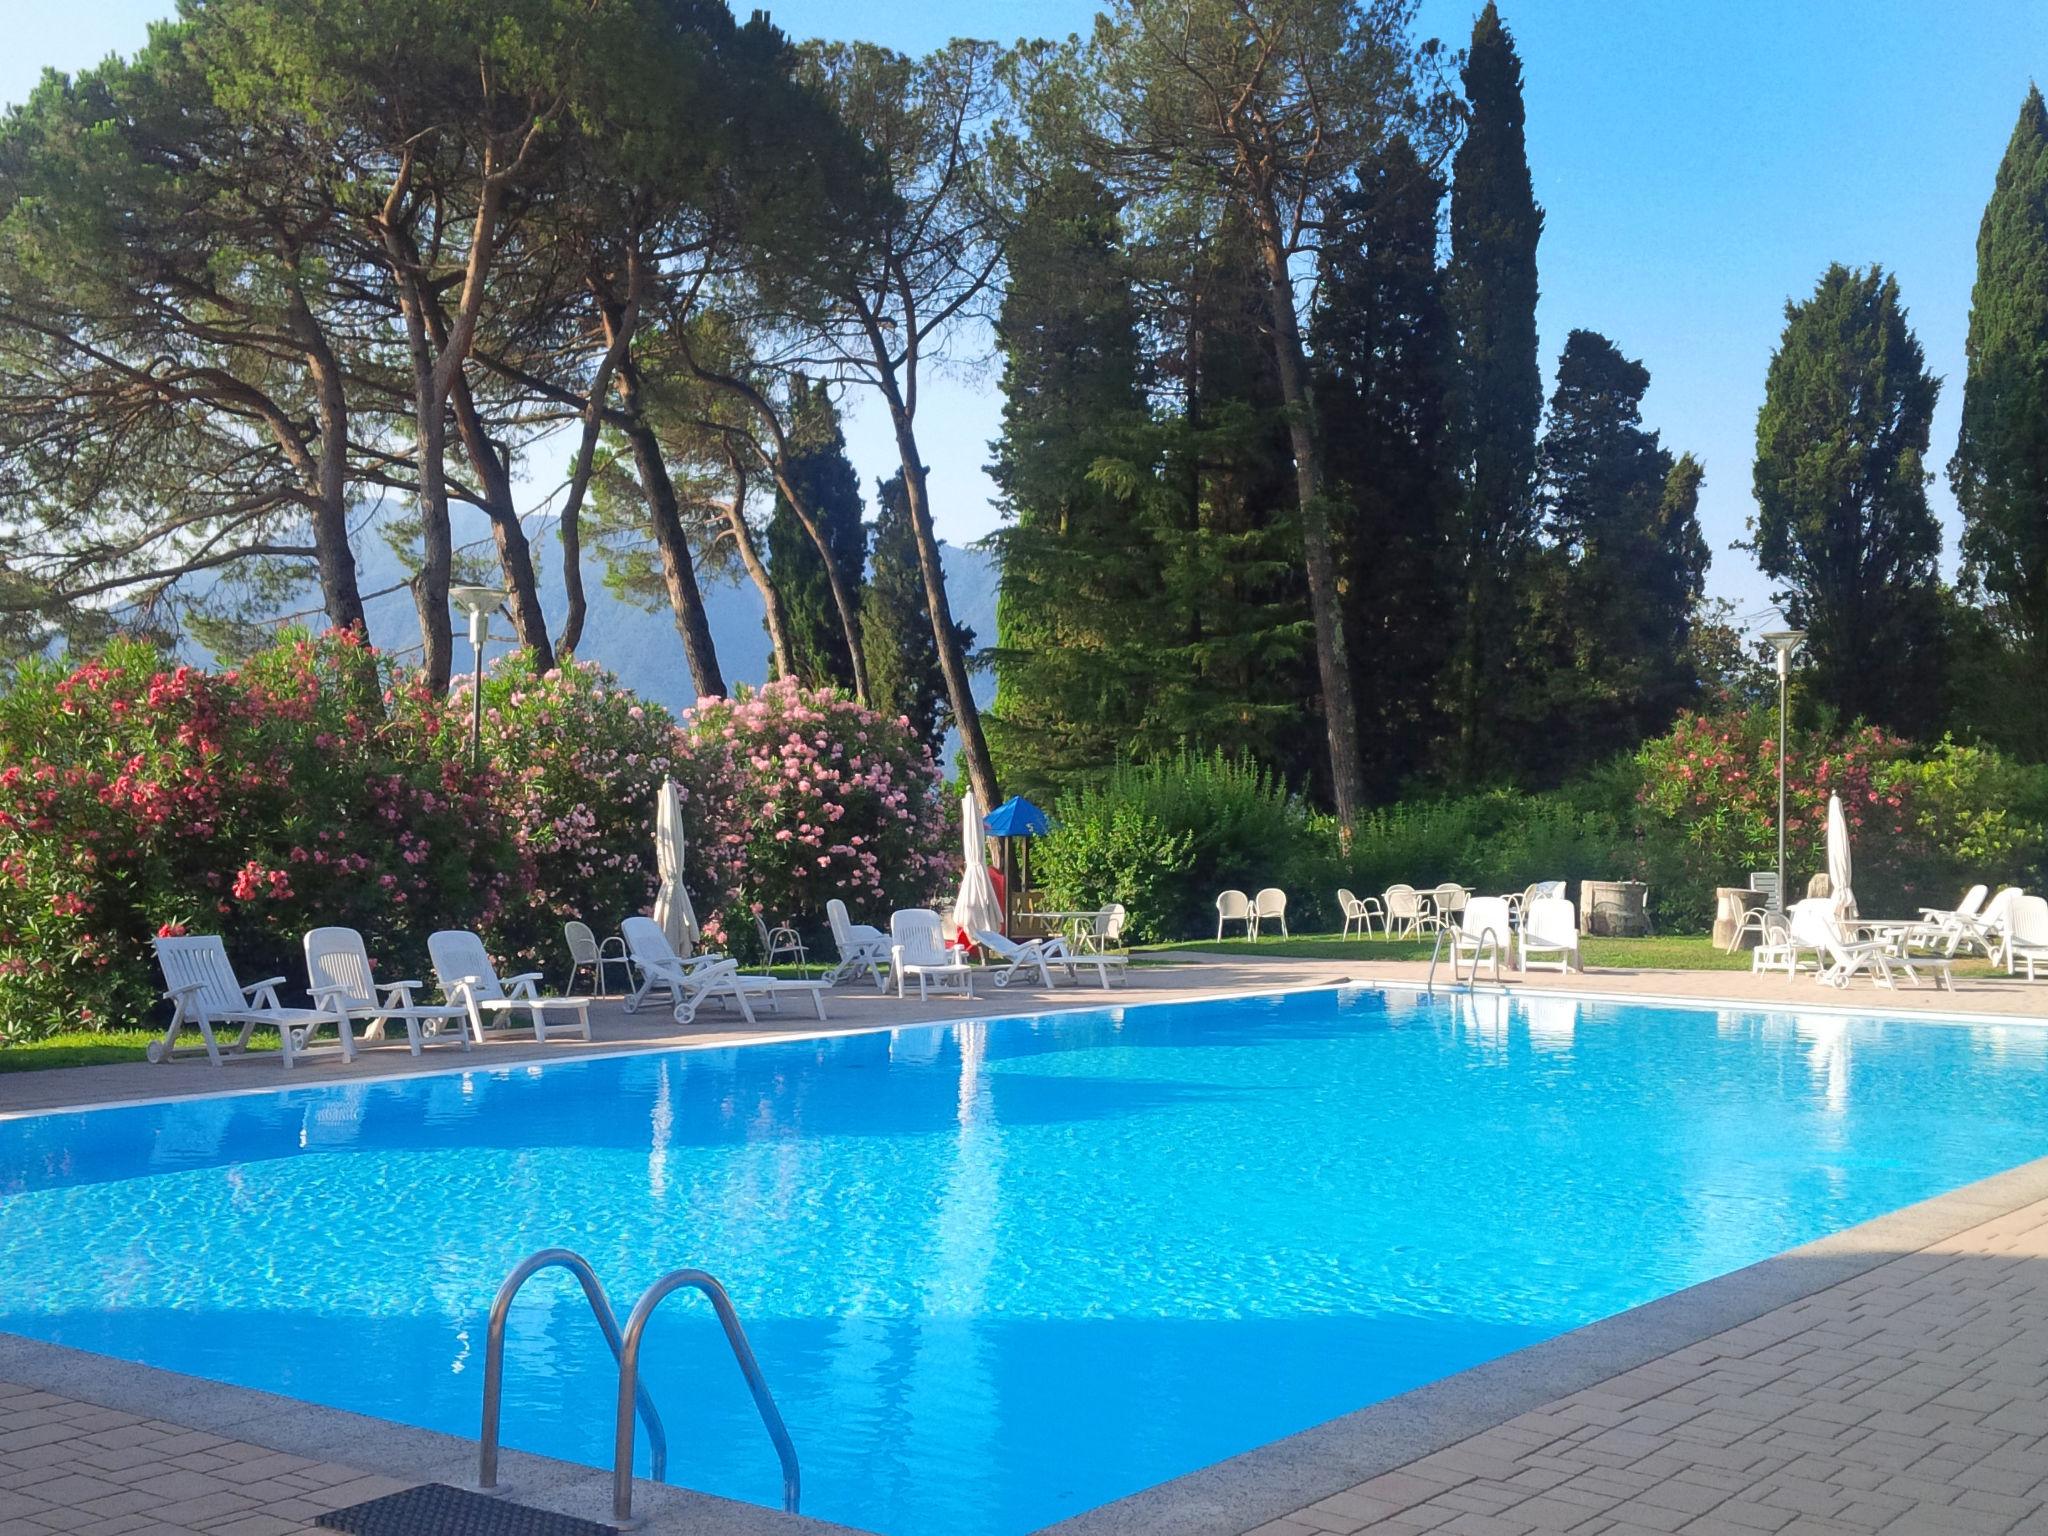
[667,679,955,956]
[0,640,954,1040]
[0,632,518,1040]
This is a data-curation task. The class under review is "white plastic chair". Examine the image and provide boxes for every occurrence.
[1080,903,1127,953]
[305,926,468,1058]
[1450,896,1512,983]
[1336,888,1382,937]
[1431,884,1468,927]
[1215,889,1253,940]
[1382,884,1424,937]
[150,934,350,1069]
[1250,887,1289,939]
[753,912,809,973]
[2002,895,2046,980]
[891,908,974,1000]
[428,930,594,1043]
[1750,910,1819,976]
[563,920,631,995]
[1517,897,1580,974]
[825,898,891,989]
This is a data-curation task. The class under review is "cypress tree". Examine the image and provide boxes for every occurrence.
[987,168,1156,794]
[1752,264,1945,734]
[1519,330,1707,775]
[1951,86,2048,706]
[864,470,971,759]
[1447,0,1544,783]
[765,377,866,690]
[1312,135,1461,797]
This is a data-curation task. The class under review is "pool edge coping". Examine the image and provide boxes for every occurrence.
[7,969,2042,1124]
[1028,1147,2048,1536]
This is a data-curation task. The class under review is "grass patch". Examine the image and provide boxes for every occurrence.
[0,1027,284,1072]
[1147,932,1763,972]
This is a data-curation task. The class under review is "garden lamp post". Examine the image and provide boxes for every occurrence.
[1762,628,1806,909]
[450,585,507,765]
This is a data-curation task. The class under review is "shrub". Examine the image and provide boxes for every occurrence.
[0,633,517,1040]
[1335,792,1635,913]
[1035,753,1317,941]
[668,680,954,954]
[1631,709,2048,926]
[468,654,680,966]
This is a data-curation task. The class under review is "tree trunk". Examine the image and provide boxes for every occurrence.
[1255,222,1363,835]
[396,302,454,691]
[450,373,555,669]
[614,355,727,699]
[722,457,798,680]
[883,408,998,812]
[285,288,368,638]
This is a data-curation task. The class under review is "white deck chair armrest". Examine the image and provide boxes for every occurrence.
[243,976,290,996]
[163,980,205,1003]
[378,980,423,1005]
[306,982,355,1004]
[695,958,740,981]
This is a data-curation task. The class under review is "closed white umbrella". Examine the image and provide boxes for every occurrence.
[1826,792,1856,922]
[951,791,1003,946]
[651,778,699,956]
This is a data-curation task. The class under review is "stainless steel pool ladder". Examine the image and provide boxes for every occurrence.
[1424,923,1500,992]
[477,1249,666,1491]
[474,1249,800,1528]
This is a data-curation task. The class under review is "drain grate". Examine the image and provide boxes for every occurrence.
[317,1482,617,1536]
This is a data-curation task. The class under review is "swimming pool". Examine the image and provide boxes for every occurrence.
[4,986,2047,1535]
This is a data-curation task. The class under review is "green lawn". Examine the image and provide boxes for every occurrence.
[0,1027,284,1072]
[1144,932,1759,972]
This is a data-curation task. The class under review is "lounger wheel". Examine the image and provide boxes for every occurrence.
[623,994,639,1014]
[992,972,1011,988]
[146,1041,165,1064]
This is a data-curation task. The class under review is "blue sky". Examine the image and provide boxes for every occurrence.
[5,0,2043,620]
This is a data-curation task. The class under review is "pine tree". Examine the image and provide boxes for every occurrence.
[864,470,970,759]
[1518,330,1706,776]
[986,168,1158,794]
[1951,85,2048,748]
[764,377,866,690]
[1753,264,1946,733]
[1312,135,1461,797]
[1447,0,1544,782]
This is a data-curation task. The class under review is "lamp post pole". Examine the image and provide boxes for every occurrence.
[1763,630,1805,908]
[450,587,508,768]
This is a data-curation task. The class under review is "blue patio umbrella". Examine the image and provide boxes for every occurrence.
[983,796,1050,838]
[982,796,1050,929]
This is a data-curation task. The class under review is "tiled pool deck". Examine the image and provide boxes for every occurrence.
[3,956,2045,1535]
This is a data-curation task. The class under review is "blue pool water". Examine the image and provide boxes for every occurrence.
[4,987,2048,1535]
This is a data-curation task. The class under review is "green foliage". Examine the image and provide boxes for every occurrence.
[1311,134,1461,795]
[986,166,1157,796]
[863,472,969,760]
[1034,753,1318,941]
[1951,85,2048,729]
[1446,0,1545,783]
[1515,331,1707,780]
[1751,264,1947,735]
[765,378,866,690]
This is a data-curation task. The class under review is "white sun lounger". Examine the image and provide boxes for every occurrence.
[305,926,469,1058]
[428,930,594,1042]
[150,934,354,1068]
[622,916,829,1021]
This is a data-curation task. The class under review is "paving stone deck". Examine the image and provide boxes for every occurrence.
[1253,1193,2048,1536]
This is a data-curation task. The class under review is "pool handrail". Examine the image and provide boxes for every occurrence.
[612,1267,799,1524]
[477,1247,667,1491]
